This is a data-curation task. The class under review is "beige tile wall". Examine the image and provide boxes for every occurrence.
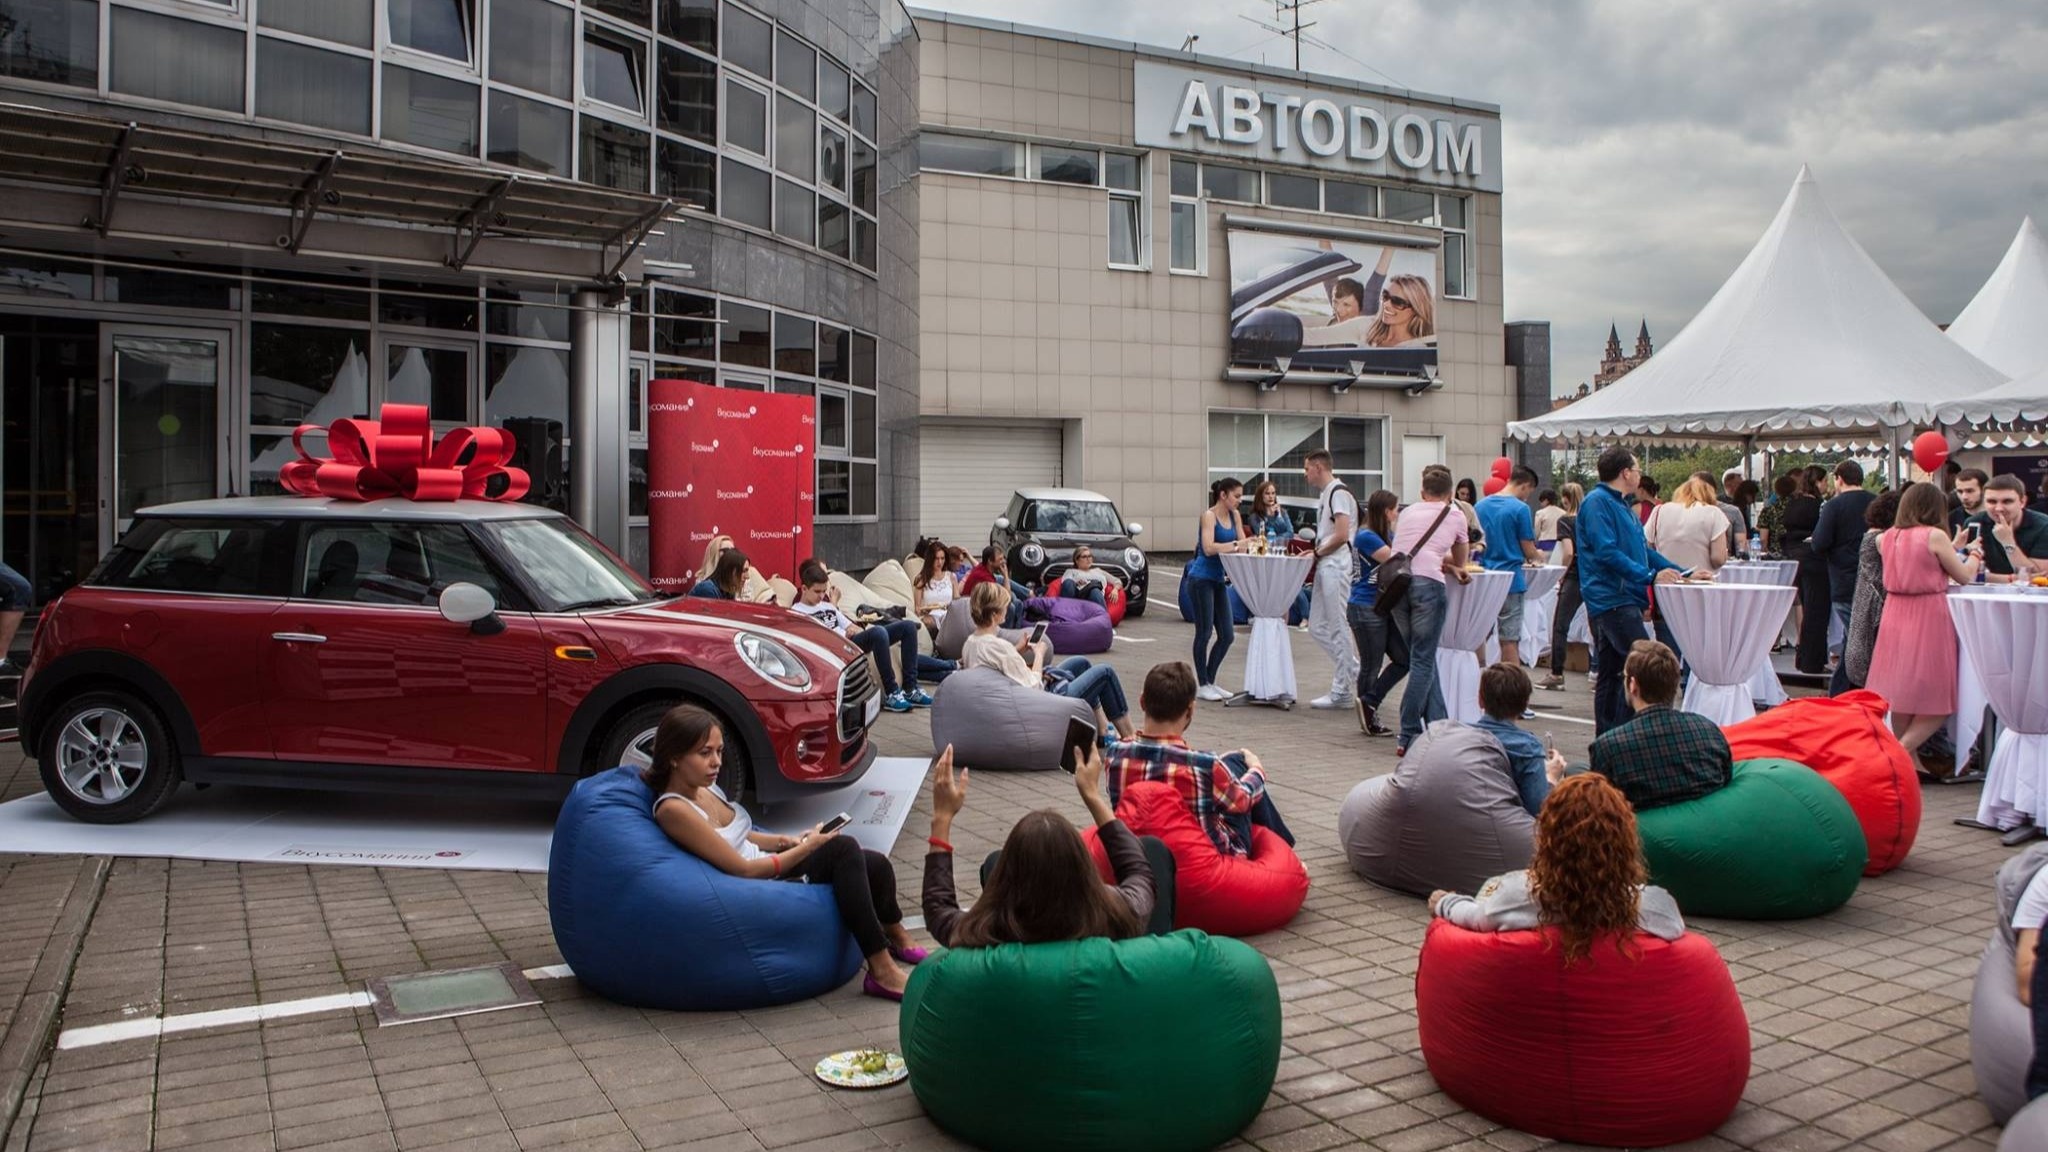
[917,18,1514,553]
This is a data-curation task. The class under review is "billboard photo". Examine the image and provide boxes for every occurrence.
[1227,229,1438,377]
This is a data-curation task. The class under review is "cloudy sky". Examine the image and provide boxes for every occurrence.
[922,0,2048,397]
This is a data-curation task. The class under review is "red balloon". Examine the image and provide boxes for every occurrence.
[1911,431,1948,475]
[1482,475,1508,495]
[1490,456,1514,479]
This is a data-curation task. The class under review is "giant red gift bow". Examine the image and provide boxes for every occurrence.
[278,403,531,502]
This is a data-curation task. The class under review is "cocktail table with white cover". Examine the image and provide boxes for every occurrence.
[1219,552,1314,703]
[1519,565,1565,666]
[1436,570,1514,723]
[1717,561,1798,707]
[1951,591,2048,831]
[1660,582,1797,726]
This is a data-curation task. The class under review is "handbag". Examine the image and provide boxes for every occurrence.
[1374,503,1455,618]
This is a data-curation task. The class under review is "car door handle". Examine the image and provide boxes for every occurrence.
[271,632,328,644]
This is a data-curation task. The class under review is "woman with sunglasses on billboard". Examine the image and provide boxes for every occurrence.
[1366,274,1436,348]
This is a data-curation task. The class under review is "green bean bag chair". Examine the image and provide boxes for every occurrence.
[1636,758,1866,919]
[900,931,1280,1152]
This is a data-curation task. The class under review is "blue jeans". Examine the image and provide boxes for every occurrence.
[1215,752,1298,850]
[1590,606,1651,734]
[0,563,30,612]
[1827,600,1854,696]
[1188,576,1233,685]
[1050,656,1127,722]
[852,619,921,695]
[1347,602,1409,709]
[916,654,957,683]
[1393,579,1449,749]
[1061,578,1107,606]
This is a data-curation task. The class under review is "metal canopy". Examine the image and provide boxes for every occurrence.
[0,102,676,281]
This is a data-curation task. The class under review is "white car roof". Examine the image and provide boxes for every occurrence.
[1015,488,1114,503]
[140,497,564,523]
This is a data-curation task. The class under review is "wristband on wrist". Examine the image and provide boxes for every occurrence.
[927,836,954,852]
[771,853,783,877]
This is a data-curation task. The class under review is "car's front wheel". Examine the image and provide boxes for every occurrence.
[37,689,182,823]
[597,700,749,801]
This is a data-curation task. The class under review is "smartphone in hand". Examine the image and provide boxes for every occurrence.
[819,812,852,835]
[1028,621,1048,645]
[1059,715,1098,774]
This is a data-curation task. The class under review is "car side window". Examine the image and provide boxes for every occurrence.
[99,519,294,596]
[300,523,503,606]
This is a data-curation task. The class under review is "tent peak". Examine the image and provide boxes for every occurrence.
[1793,163,1815,183]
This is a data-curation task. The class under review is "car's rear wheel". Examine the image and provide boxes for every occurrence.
[598,699,750,801]
[37,689,182,823]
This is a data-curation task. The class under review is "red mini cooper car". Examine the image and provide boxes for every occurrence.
[20,498,879,823]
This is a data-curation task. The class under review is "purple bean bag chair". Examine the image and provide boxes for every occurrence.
[1025,596,1113,655]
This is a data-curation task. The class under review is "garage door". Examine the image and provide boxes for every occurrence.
[919,421,1062,545]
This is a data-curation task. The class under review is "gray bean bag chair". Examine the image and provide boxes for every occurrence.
[933,598,1025,661]
[2000,1094,2048,1151]
[1338,720,1536,898]
[1973,843,2048,1125]
[929,666,1092,771]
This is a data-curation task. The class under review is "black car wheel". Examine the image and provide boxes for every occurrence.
[598,699,749,800]
[37,689,182,823]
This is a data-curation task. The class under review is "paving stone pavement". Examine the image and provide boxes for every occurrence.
[0,565,2022,1151]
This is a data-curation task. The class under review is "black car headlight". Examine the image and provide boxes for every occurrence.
[1019,542,1045,568]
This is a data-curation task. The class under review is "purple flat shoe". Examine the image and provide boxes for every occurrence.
[862,973,904,1002]
[890,945,930,966]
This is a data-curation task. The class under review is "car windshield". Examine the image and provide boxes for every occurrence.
[1027,500,1124,535]
[483,518,662,611]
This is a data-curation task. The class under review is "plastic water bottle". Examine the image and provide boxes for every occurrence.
[1748,532,1761,560]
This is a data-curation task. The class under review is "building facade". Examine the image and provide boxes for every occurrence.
[910,10,1515,554]
[0,0,919,605]
[1592,320,1653,391]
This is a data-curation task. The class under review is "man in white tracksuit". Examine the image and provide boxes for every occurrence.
[1304,450,1359,709]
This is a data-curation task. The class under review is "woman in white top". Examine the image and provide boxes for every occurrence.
[646,704,926,1001]
[960,583,1135,739]
[1644,477,1731,576]
[911,537,957,636]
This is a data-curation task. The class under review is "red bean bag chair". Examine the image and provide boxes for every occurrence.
[1723,688,1918,876]
[1417,920,1749,1147]
[1083,781,1308,937]
[1055,577,1127,626]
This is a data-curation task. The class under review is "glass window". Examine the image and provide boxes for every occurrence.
[818,56,848,120]
[817,323,847,382]
[487,89,572,174]
[579,117,649,190]
[253,276,369,320]
[385,343,469,421]
[584,0,649,28]
[851,462,875,518]
[723,78,766,153]
[818,124,847,192]
[774,30,813,100]
[259,0,371,48]
[0,255,91,300]
[658,0,713,52]
[485,342,569,426]
[1105,152,1141,192]
[257,39,371,136]
[817,199,848,259]
[382,66,479,156]
[723,375,766,391]
[486,288,569,343]
[1439,194,1468,230]
[851,390,875,458]
[110,8,243,113]
[583,27,645,113]
[298,522,502,605]
[850,83,875,139]
[489,0,572,99]
[251,324,370,426]
[100,519,292,597]
[774,178,814,244]
[481,518,656,610]
[818,388,847,450]
[850,135,876,213]
[657,137,715,211]
[105,266,239,310]
[1200,163,1259,203]
[1169,157,1197,197]
[1036,145,1098,186]
[816,459,849,517]
[774,93,813,181]
[653,288,716,359]
[852,217,875,271]
[0,0,99,87]
[378,281,476,329]
[720,159,770,229]
[655,44,715,144]
[1324,179,1377,218]
[851,332,876,389]
[387,0,472,62]
[628,447,648,515]
[1169,201,1199,272]
[1266,172,1319,210]
[719,301,770,368]
[1208,411,1264,470]
[1443,232,1468,298]
[773,313,813,375]
[920,132,1020,178]
[773,377,812,396]
[1108,197,1140,268]
[721,1,769,78]
[1383,186,1435,224]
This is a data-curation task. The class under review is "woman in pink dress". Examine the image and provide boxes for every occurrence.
[1865,482,1983,775]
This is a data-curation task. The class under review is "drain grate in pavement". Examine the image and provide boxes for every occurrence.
[366,962,540,1027]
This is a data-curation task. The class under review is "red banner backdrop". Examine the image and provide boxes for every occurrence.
[647,378,815,590]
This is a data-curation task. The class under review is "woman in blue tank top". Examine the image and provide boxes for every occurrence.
[1189,478,1245,700]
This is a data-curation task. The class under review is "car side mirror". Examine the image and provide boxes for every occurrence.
[1126,522,1143,536]
[994,516,1011,531]
[439,582,505,636]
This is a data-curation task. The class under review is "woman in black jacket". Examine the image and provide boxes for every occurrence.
[1781,470,1829,674]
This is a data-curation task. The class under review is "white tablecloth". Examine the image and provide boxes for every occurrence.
[1661,583,1798,726]
[1437,570,1514,723]
[1717,562,1797,706]
[1952,592,2048,830]
[1220,552,1314,701]
[1482,565,1566,666]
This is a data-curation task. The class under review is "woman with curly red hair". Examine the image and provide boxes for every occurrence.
[1427,773,1683,961]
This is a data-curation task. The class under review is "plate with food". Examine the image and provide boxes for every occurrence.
[815,1048,908,1090]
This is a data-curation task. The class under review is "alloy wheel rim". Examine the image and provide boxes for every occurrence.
[55,708,148,805]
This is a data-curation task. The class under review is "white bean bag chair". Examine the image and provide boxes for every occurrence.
[1973,843,2048,1124]
[862,560,915,609]
[827,571,892,615]
[2001,1094,2048,1151]
[928,667,1092,771]
[1337,720,1535,898]
[767,577,797,607]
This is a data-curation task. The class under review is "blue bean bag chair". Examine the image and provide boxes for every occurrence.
[1024,596,1113,654]
[1177,577,1309,626]
[549,766,862,1011]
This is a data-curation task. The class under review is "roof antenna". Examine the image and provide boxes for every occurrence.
[1180,33,1199,52]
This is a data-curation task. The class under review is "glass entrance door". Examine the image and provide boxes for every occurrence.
[0,316,100,606]
[102,326,230,550]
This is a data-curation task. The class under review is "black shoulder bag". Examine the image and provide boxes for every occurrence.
[1373,503,1454,618]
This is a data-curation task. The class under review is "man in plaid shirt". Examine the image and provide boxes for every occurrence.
[1588,640,1732,811]
[1105,662,1295,857]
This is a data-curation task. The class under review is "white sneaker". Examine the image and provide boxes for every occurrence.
[1197,683,1229,702]
[1310,693,1355,710]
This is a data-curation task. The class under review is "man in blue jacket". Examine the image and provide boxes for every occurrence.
[1577,447,1685,734]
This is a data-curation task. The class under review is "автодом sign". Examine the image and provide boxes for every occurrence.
[1133,60,1502,194]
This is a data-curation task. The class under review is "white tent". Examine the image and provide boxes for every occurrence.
[1936,363,2048,426]
[1508,166,2007,446]
[1946,217,2048,380]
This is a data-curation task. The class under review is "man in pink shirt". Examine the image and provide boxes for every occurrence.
[1390,465,1471,751]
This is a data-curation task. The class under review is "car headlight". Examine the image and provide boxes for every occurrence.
[734,632,812,691]
[1124,547,1145,571]
[1019,542,1045,567]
